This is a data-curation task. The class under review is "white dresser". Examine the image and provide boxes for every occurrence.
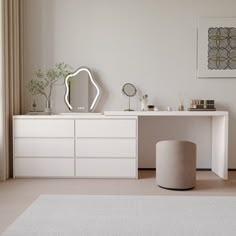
[13,115,138,178]
[14,111,229,180]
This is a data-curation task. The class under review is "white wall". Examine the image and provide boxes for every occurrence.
[23,0,236,168]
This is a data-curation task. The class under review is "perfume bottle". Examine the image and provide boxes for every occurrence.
[140,94,148,111]
[178,103,184,111]
[178,94,184,111]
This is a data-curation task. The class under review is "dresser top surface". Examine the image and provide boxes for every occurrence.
[13,110,228,119]
[104,111,228,117]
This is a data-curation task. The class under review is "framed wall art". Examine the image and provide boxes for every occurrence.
[197,17,236,78]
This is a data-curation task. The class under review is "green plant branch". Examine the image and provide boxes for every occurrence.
[26,62,72,104]
[36,89,48,99]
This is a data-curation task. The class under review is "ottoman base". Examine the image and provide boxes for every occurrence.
[158,185,195,191]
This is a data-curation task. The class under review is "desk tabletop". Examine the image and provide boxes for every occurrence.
[104,111,228,117]
[14,111,229,119]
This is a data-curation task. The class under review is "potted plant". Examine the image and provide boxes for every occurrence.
[26,62,72,113]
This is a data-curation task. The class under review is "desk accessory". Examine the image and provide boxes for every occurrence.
[140,94,148,111]
[189,99,216,111]
[147,105,155,111]
[122,83,137,111]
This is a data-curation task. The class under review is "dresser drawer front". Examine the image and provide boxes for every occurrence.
[76,158,136,178]
[76,138,136,158]
[75,119,136,138]
[14,139,74,157]
[14,158,74,177]
[14,119,74,137]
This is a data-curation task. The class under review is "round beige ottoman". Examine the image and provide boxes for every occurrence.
[156,140,196,190]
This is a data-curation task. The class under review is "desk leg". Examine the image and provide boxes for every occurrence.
[212,115,228,180]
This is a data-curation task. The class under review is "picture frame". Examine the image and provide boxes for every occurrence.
[197,17,236,78]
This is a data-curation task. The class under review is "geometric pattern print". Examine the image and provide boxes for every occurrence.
[208,27,236,70]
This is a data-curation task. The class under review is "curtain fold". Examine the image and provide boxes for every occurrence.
[0,0,23,180]
[0,0,5,181]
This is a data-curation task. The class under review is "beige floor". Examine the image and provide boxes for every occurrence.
[0,170,236,234]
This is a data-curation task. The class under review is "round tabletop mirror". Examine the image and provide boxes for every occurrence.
[122,83,137,97]
[122,83,137,111]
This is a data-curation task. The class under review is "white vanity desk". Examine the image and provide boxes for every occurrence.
[13,111,228,180]
[105,111,228,180]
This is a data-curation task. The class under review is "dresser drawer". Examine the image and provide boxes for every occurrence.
[76,158,136,178]
[76,138,136,158]
[75,119,136,138]
[14,119,74,137]
[14,139,74,157]
[14,158,74,177]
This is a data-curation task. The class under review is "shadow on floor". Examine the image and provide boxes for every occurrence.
[138,171,156,179]
[228,171,236,180]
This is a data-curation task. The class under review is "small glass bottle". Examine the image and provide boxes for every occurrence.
[32,100,37,112]
[178,103,184,111]
[140,94,148,111]
[178,94,184,111]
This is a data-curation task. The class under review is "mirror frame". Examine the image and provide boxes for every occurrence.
[64,66,101,112]
[122,83,137,97]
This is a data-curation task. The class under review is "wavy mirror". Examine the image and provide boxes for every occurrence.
[64,67,101,112]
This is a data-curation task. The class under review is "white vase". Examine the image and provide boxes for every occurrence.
[45,99,52,113]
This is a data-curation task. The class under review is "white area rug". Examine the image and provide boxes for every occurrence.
[2,195,236,236]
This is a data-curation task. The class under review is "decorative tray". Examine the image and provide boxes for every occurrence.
[188,108,216,111]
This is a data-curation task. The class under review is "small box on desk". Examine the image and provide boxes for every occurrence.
[189,99,216,111]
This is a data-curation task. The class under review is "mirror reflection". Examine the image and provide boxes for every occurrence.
[64,67,101,112]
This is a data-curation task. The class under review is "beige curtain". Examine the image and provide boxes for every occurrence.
[0,0,23,180]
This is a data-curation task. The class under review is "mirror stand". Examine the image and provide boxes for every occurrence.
[125,97,134,111]
[122,83,137,111]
